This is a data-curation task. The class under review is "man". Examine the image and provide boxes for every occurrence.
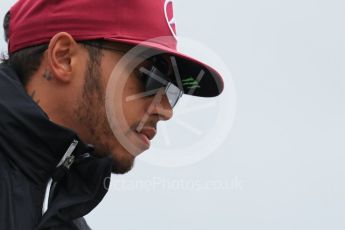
[0,0,224,229]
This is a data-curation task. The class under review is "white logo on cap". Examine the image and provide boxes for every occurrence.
[164,0,178,40]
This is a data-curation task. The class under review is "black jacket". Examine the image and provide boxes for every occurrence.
[0,63,113,229]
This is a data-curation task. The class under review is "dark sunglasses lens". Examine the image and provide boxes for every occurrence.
[165,83,183,108]
[140,66,168,91]
[138,57,183,107]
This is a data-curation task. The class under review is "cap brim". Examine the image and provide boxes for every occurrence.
[103,38,224,97]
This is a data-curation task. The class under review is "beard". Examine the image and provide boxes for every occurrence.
[73,52,135,174]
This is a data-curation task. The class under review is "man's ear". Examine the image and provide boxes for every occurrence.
[46,32,79,83]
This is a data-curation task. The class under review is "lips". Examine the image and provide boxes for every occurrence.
[136,127,157,148]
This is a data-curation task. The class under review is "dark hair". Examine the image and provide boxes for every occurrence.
[1,11,103,86]
[3,11,9,43]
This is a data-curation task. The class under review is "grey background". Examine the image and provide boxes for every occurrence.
[1,0,345,229]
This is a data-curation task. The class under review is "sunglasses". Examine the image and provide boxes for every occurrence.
[137,56,183,108]
[81,40,183,108]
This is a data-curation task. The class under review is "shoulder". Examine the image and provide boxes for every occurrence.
[73,217,92,230]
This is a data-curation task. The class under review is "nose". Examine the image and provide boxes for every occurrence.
[147,88,173,121]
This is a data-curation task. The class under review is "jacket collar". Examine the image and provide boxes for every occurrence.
[0,63,97,185]
[0,64,114,228]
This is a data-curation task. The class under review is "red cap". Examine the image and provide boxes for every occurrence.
[8,0,224,97]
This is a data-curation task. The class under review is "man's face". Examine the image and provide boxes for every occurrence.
[73,42,174,174]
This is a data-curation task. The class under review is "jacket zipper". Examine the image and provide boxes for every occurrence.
[41,140,79,215]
